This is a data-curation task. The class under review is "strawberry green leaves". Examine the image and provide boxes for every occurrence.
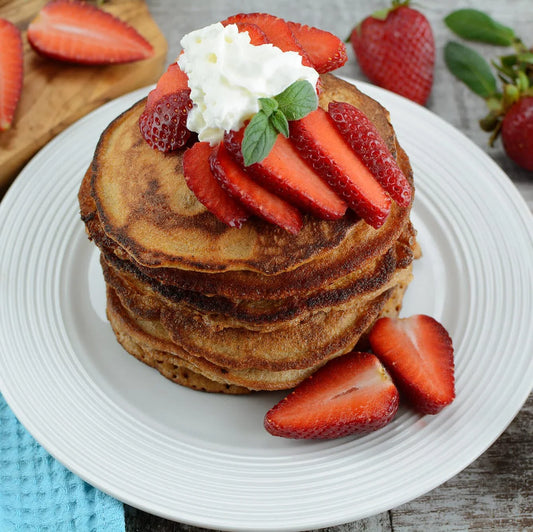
[443,8,533,170]
[444,42,497,98]
[444,9,516,47]
[242,80,318,166]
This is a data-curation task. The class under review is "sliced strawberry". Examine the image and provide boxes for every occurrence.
[225,127,346,220]
[290,108,391,228]
[234,22,269,46]
[139,91,192,152]
[0,19,23,131]
[287,21,347,73]
[183,142,249,228]
[265,351,399,439]
[210,142,303,234]
[146,62,189,109]
[369,315,455,415]
[222,13,313,68]
[328,101,412,207]
[27,0,153,65]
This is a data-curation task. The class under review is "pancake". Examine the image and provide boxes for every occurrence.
[89,74,412,277]
[80,72,419,393]
[100,224,415,331]
[106,278,410,392]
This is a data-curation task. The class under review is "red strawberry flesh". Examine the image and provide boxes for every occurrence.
[328,101,412,207]
[210,143,303,234]
[183,142,249,228]
[0,18,23,131]
[290,107,391,227]
[369,315,455,415]
[287,21,347,73]
[224,127,347,220]
[222,13,314,69]
[139,91,192,152]
[234,22,269,46]
[27,0,153,65]
[146,62,189,110]
[265,351,399,439]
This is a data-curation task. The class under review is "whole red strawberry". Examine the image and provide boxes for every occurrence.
[350,1,435,105]
[501,96,533,171]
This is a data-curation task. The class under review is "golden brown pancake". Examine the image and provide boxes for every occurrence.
[100,224,415,331]
[80,73,418,393]
[106,277,411,392]
[89,74,412,276]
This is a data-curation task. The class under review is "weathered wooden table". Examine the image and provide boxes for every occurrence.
[126,1,532,530]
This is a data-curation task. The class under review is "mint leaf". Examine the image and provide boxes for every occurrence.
[241,81,317,166]
[444,9,515,46]
[445,41,497,98]
[275,80,318,121]
[242,111,278,166]
[259,97,278,117]
[270,110,289,137]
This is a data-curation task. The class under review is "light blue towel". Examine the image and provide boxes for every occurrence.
[0,393,125,532]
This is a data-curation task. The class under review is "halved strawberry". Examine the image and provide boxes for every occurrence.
[210,142,303,234]
[139,91,192,152]
[0,18,23,131]
[328,101,412,207]
[234,22,269,46]
[27,0,153,65]
[222,13,313,68]
[224,127,346,220]
[146,62,189,109]
[369,315,455,415]
[287,21,347,73]
[183,142,249,228]
[290,108,391,228]
[265,351,399,439]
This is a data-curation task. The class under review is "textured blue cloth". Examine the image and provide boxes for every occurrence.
[0,393,125,532]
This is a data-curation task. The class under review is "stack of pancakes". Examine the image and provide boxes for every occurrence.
[79,74,419,394]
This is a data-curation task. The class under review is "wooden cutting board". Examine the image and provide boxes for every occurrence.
[0,0,168,195]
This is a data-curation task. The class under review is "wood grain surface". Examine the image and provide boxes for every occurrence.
[124,1,532,530]
[0,0,167,194]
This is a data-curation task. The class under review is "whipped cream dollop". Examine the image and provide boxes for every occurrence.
[178,22,319,145]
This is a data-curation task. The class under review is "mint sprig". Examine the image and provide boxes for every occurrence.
[242,80,317,166]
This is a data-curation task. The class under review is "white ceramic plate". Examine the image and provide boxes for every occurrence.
[1,80,532,531]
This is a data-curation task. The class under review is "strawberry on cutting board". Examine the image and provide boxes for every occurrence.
[27,0,154,65]
[369,315,455,415]
[0,18,23,132]
[265,351,399,439]
[350,1,435,105]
